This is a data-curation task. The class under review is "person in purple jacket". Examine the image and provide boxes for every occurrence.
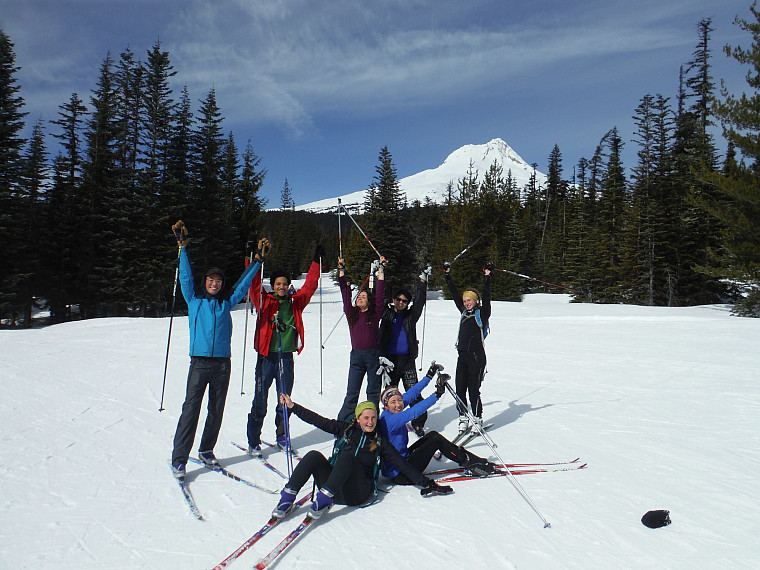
[335,255,386,422]
[378,363,496,483]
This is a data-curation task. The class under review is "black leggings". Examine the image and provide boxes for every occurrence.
[392,431,476,485]
[286,449,374,506]
[455,349,486,417]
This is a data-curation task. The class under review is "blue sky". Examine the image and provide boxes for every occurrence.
[1,0,752,207]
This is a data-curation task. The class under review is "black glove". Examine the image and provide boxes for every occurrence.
[443,261,451,275]
[421,479,453,497]
[426,361,444,379]
[435,373,450,398]
[484,262,494,275]
[313,243,326,263]
[245,234,257,254]
[172,221,188,247]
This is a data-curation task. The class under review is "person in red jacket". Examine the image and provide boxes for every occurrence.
[245,243,324,455]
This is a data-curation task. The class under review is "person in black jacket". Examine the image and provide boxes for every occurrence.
[271,394,451,520]
[379,267,429,436]
[443,261,492,434]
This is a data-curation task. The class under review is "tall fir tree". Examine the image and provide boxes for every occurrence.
[694,4,760,315]
[17,121,48,325]
[190,88,237,275]
[356,146,415,295]
[81,52,122,316]
[239,139,267,245]
[47,93,88,321]
[0,29,28,324]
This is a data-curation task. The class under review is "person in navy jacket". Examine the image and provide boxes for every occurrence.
[378,362,495,483]
[170,220,268,478]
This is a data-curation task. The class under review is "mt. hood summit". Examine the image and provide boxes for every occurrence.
[297,138,547,212]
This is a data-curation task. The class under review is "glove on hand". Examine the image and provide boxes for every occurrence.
[443,261,451,275]
[172,221,188,247]
[313,243,326,263]
[256,238,271,261]
[419,264,432,282]
[426,361,444,379]
[421,480,454,497]
[484,262,495,276]
[435,373,450,398]
[245,235,257,254]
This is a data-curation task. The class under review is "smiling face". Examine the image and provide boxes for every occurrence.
[205,274,223,295]
[355,291,369,311]
[393,295,409,313]
[462,295,477,311]
[357,408,377,432]
[385,394,404,414]
[272,276,290,297]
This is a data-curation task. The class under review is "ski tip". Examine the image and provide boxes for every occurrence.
[579,463,588,469]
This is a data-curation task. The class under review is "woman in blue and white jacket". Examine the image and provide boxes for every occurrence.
[378,362,495,484]
[170,220,268,478]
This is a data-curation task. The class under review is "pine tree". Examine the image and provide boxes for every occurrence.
[239,139,267,244]
[47,93,88,322]
[16,121,48,325]
[277,179,301,279]
[360,146,415,295]
[674,19,724,305]
[138,41,177,315]
[190,88,236,274]
[0,29,28,323]
[80,52,123,316]
[694,4,760,315]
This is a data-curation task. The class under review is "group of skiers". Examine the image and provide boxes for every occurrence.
[168,220,497,520]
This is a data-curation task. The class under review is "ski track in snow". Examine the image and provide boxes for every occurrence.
[1,282,760,569]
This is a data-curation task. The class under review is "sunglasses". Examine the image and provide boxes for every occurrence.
[394,297,409,304]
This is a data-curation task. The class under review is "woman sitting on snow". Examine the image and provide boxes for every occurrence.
[378,361,496,483]
[271,394,452,520]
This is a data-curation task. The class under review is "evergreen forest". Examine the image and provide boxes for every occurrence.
[2,9,760,327]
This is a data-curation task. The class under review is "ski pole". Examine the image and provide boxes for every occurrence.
[319,254,323,395]
[159,246,181,412]
[417,266,431,371]
[252,258,265,373]
[321,270,371,348]
[240,246,255,396]
[274,314,294,477]
[451,226,495,266]
[340,204,383,258]
[337,198,343,259]
[494,267,587,296]
[442,376,551,528]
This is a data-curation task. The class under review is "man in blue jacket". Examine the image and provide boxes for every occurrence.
[170,220,269,479]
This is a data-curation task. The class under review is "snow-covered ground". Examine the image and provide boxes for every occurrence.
[1,275,759,569]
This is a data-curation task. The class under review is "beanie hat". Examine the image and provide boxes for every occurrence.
[205,266,225,282]
[354,401,378,419]
[462,289,480,302]
[641,510,671,528]
[381,387,402,408]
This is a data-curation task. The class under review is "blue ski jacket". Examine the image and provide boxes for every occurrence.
[178,247,261,358]
[378,375,438,478]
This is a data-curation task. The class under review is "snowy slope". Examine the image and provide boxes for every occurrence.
[295,138,548,212]
[1,277,759,569]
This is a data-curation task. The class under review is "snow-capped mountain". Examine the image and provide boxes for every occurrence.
[296,138,547,212]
